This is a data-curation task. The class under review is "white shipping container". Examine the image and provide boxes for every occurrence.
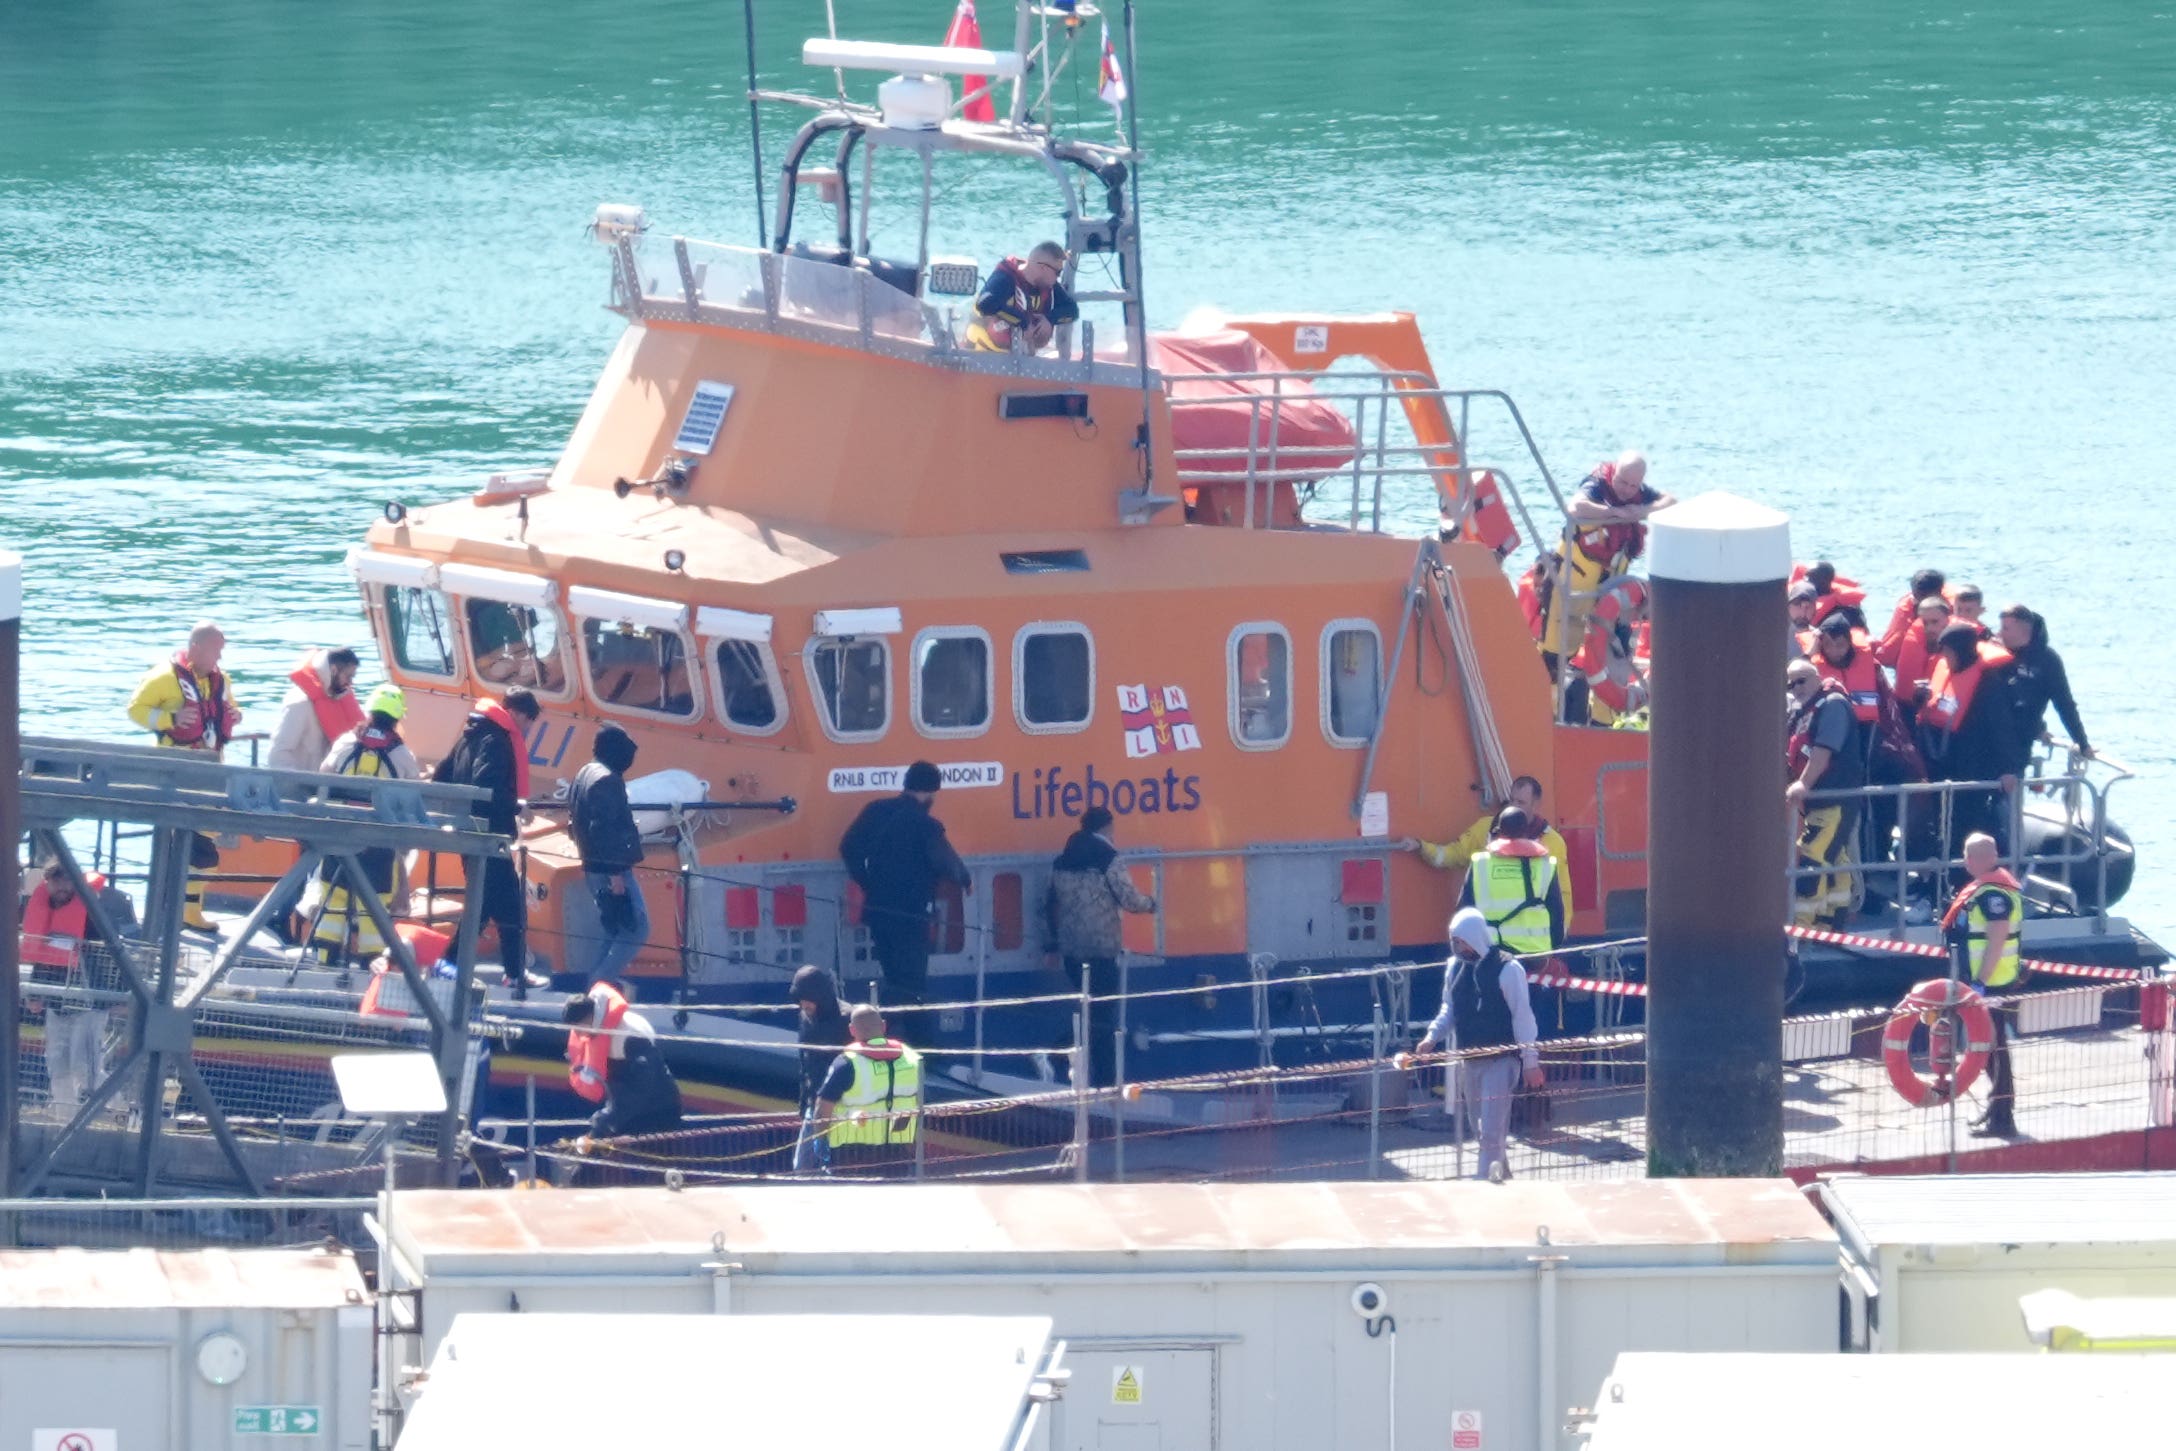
[0,1248,373,1451]
[1820,1171,2176,1352]
[385,1177,1839,1451]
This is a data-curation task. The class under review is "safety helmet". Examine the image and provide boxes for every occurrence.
[366,685,407,720]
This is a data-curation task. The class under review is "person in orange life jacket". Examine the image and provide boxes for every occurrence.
[1996,604,2092,764]
[815,1004,922,1177]
[1786,581,1821,659]
[568,724,651,982]
[1944,832,2024,1138]
[1877,594,1953,709]
[21,858,116,1113]
[1560,450,1675,597]
[1409,907,1543,1183]
[432,688,545,996]
[1950,584,1990,638]
[1794,560,1868,629]
[307,688,421,965]
[1402,776,1577,920]
[1811,613,1922,880]
[1786,658,1866,928]
[789,964,853,1171]
[970,240,1080,353]
[1877,569,1948,661]
[1453,807,1566,950]
[1046,806,1159,1090]
[840,760,972,1015]
[563,981,682,1143]
[1915,624,2025,873]
[267,647,362,772]
[126,621,243,929]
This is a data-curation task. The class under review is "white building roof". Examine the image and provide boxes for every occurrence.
[0,1247,365,1310]
[1820,1171,2176,1252]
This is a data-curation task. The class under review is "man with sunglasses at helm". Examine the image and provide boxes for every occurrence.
[968,240,1080,353]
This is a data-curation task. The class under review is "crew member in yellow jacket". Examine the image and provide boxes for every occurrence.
[126,622,243,930]
[1401,774,1575,919]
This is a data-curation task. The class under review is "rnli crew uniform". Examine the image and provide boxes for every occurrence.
[816,1034,924,1178]
[1944,869,2024,1137]
[1540,462,1662,664]
[1417,812,1576,920]
[127,650,243,929]
[307,691,420,964]
[1456,839,1565,956]
[968,256,1079,352]
[1787,679,1866,927]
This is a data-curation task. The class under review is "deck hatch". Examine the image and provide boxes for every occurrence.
[998,391,1091,421]
[1001,549,1090,574]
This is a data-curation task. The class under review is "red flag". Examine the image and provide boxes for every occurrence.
[942,0,996,123]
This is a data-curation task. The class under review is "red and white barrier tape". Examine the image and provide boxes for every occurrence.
[1784,923,2147,983]
[1529,969,1647,998]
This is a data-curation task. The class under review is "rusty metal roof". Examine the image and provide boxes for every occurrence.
[0,1247,367,1310]
[391,1178,1835,1278]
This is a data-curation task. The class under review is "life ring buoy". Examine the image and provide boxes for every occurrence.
[1882,978,1995,1107]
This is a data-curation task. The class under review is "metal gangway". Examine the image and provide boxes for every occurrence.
[6,737,508,1200]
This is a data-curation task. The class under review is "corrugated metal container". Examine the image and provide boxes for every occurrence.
[1820,1171,2176,1352]
[386,1178,1838,1451]
[1577,1352,2175,1450]
[399,1313,1063,1450]
[0,1247,372,1451]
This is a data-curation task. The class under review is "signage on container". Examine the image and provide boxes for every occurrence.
[1451,1409,1483,1449]
[35,1433,118,1451]
[1111,1365,1144,1405]
[233,1407,322,1436]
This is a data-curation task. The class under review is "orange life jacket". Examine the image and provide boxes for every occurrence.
[19,875,103,969]
[1788,679,1856,777]
[290,654,364,745]
[1921,642,2012,735]
[360,922,454,1017]
[1516,564,1546,641]
[475,697,532,800]
[1456,468,1520,559]
[1812,634,1882,724]
[167,652,236,748]
[1939,866,2023,934]
[567,982,631,1102]
[1881,622,1943,693]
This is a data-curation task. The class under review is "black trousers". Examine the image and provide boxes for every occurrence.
[1063,955,1121,1088]
[868,914,931,1009]
[1984,998,2017,1129]
[478,854,528,984]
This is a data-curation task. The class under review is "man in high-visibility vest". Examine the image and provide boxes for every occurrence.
[815,1004,923,1178]
[1401,775,1576,922]
[1944,831,2024,1138]
[1456,806,1564,957]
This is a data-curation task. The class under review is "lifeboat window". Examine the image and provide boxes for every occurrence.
[1015,623,1094,734]
[913,628,992,738]
[1322,621,1384,747]
[464,599,572,699]
[1228,622,1292,749]
[380,584,459,680]
[579,618,699,721]
[712,639,786,735]
[807,637,890,741]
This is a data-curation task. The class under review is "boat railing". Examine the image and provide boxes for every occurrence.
[607,232,1141,384]
[1595,761,2132,933]
[1161,370,1567,540]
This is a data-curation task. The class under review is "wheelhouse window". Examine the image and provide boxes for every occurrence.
[807,637,890,741]
[381,584,458,680]
[914,628,992,737]
[1229,623,1292,749]
[580,617,699,720]
[1322,620,1384,747]
[1015,623,1093,733]
[712,639,785,734]
[464,599,570,697]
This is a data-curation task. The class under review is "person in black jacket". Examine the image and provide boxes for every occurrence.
[1997,605,2092,765]
[567,724,649,980]
[838,760,970,1014]
[432,689,542,994]
[1917,625,2025,871]
[790,963,852,1170]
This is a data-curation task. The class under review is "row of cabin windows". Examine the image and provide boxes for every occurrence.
[378,585,1382,747]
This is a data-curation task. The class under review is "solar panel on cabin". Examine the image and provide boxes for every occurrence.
[1001,549,1090,574]
[673,380,736,456]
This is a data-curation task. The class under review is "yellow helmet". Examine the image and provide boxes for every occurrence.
[365,685,407,720]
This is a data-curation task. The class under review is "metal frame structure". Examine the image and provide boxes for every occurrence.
[9,737,508,1198]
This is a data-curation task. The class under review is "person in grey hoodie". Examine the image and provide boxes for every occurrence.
[1045,806,1157,1087]
[1412,906,1542,1182]
[567,724,648,979]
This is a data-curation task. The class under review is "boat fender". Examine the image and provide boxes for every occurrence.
[1881,978,1994,1107]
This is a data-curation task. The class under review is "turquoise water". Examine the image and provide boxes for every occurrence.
[4,2,2174,930]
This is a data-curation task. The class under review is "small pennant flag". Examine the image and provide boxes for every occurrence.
[1098,22,1128,111]
[944,0,997,123]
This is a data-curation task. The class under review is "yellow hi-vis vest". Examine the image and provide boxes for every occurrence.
[1468,846,1556,956]
[827,1039,923,1147]
[1966,881,2023,989]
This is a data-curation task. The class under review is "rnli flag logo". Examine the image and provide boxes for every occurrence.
[1117,684,1202,759]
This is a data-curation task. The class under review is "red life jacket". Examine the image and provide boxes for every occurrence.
[361,922,453,1017]
[20,875,103,969]
[1920,642,2012,735]
[1516,563,1546,641]
[1881,621,1942,693]
[475,698,531,801]
[567,982,630,1102]
[290,653,364,744]
[167,652,236,748]
[1813,634,1883,724]
[1456,468,1520,558]
[1788,679,1856,777]
[1939,866,2023,935]
[993,255,1057,320]
[1569,461,1648,569]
